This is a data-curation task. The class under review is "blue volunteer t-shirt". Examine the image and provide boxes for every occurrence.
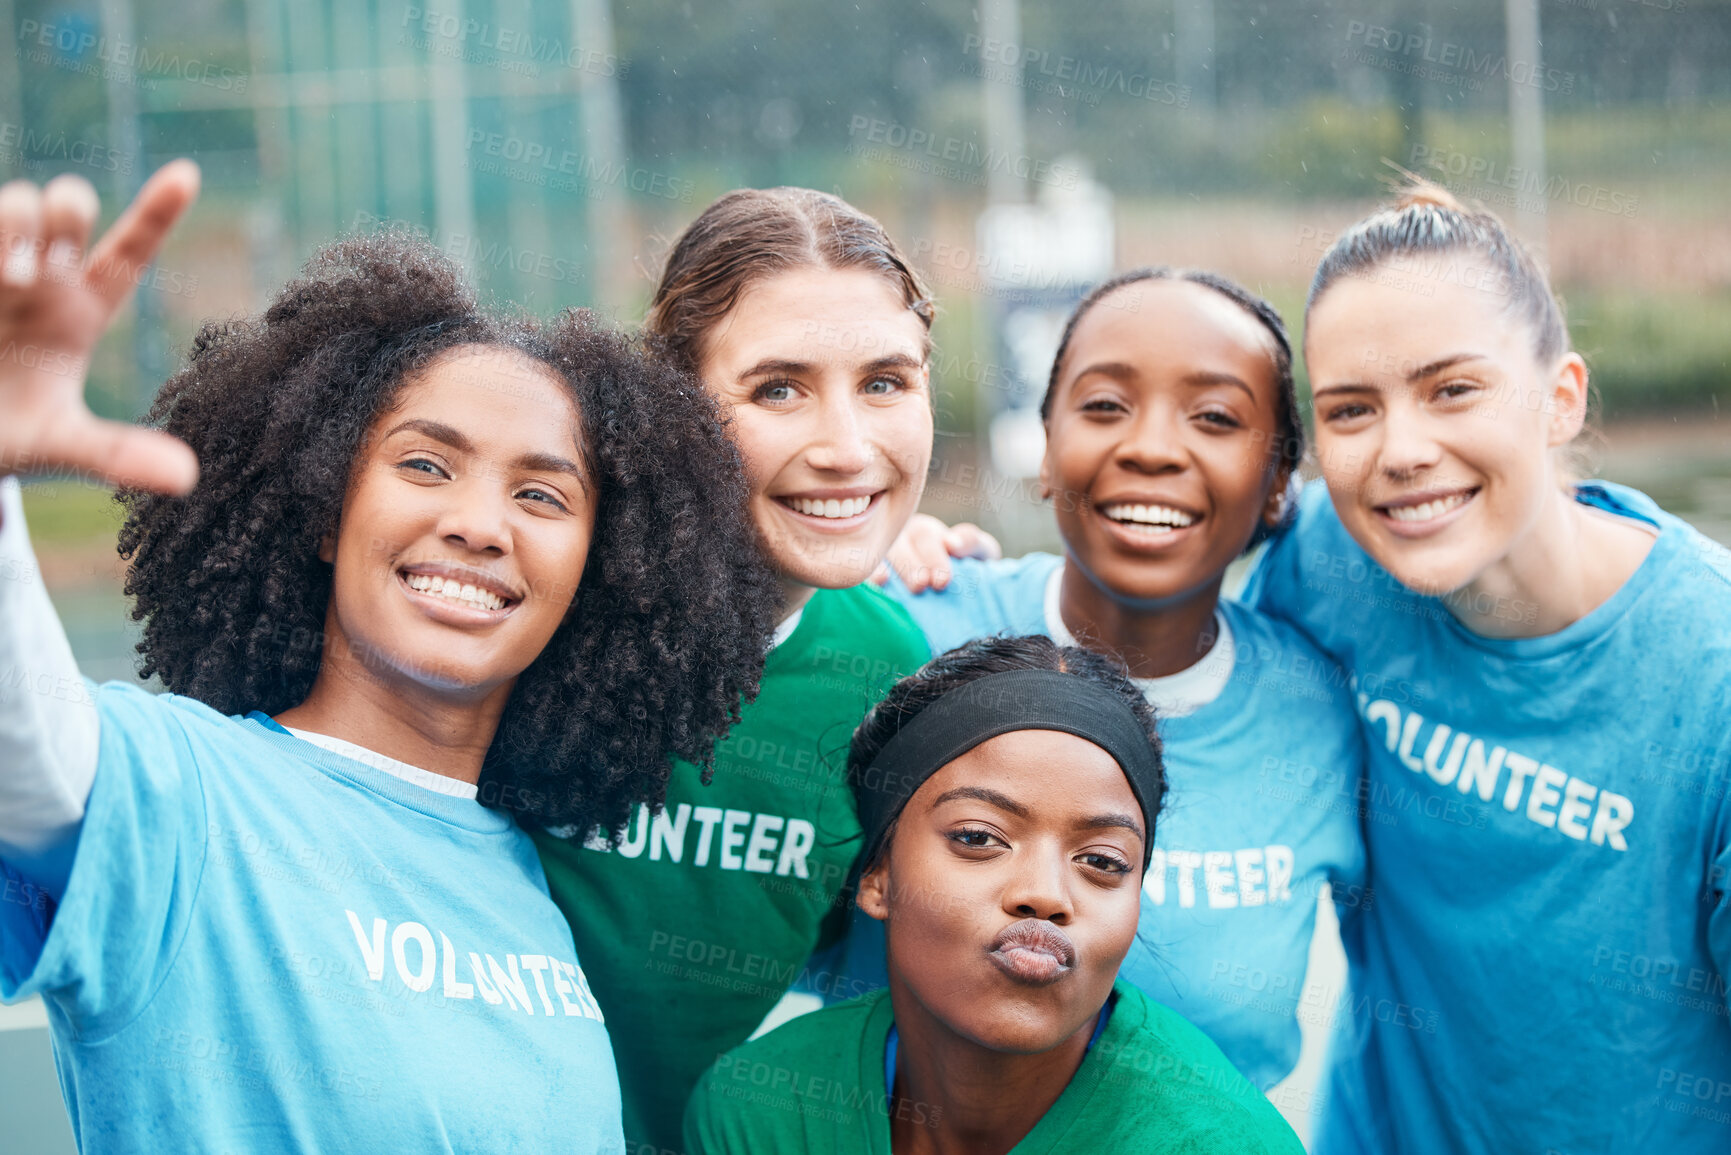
[1247,481,1731,1155]
[822,555,1366,1090]
[0,682,624,1154]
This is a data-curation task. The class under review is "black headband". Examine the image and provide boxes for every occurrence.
[855,669,1164,872]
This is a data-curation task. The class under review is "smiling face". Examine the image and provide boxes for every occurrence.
[858,729,1144,1054]
[697,266,933,592]
[1305,266,1587,595]
[320,345,595,699]
[1040,280,1287,606]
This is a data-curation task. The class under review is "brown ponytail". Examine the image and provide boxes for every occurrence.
[646,187,934,374]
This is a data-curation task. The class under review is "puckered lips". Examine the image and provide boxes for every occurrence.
[988,917,1076,986]
[396,559,524,625]
[770,486,886,533]
[1371,485,1480,540]
[1090,492,1203,554]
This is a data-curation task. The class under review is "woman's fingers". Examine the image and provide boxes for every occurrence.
[39,175,100,277]
[0,164,201,492]
[886,513,957,593]
[944,523,1003,562]
[0,180,44,288]
[38,413,198,495]
[882,535,930,592]
[86,159,199,311]
[886,517,1001,592]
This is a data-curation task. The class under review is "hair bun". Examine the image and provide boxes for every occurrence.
[1394,178,1467,214]
[1308,169,1570,375]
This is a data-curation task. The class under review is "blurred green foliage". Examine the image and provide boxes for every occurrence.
[19,481,125,545]
[1571,291,1731,416]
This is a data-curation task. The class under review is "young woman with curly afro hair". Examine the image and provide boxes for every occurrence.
[0,162,780,1153]
[533,187,1004,1151]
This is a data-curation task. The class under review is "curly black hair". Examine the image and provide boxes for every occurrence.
[116,231,784,834]
[847,634,1166,874]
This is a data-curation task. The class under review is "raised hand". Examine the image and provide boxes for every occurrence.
[0,160,201,494]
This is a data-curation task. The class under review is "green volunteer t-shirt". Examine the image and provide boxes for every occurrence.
[683,980,1305,1154]
[535,584,929,1153]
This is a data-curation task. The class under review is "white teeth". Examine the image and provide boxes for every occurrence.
[788,495,873,519]
[1100,503,1196,529]
[403,572,507,611]
[1385,493,1470,523]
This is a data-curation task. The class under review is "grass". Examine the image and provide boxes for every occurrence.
[1568,290,1731,416]
[19,480,126,546]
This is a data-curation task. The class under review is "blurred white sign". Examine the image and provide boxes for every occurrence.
[975,167,1114,291]
[990,407,1049,480]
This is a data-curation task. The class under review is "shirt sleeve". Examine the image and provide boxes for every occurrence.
[0,476,99,899]
[0,681,208,1038]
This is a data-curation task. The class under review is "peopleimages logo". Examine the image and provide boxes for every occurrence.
[399,5,625,78]
[845,115,1079,190]
[1341,20,1575,95]
[959,34,1189,109]
[0,121,132,177]
[18,20,248,91]
[463,129,695,202]
[1409,145,1639,218]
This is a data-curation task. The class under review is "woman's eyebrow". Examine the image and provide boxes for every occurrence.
[1311,381,1377,400]
[1070,360,1138,384]
[1181,371,1254,400]
[861,353,925,373]
[1404,352,1486,381]
[514,451,585,479]
[384,417,472,450]
[515,450,593,496]
[738,357,814,379]
[930,785,1029,818]
[1077,812,1145,840]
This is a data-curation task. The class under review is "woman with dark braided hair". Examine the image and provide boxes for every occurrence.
[856,268,1367,1099]
[0,162,779,1152]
